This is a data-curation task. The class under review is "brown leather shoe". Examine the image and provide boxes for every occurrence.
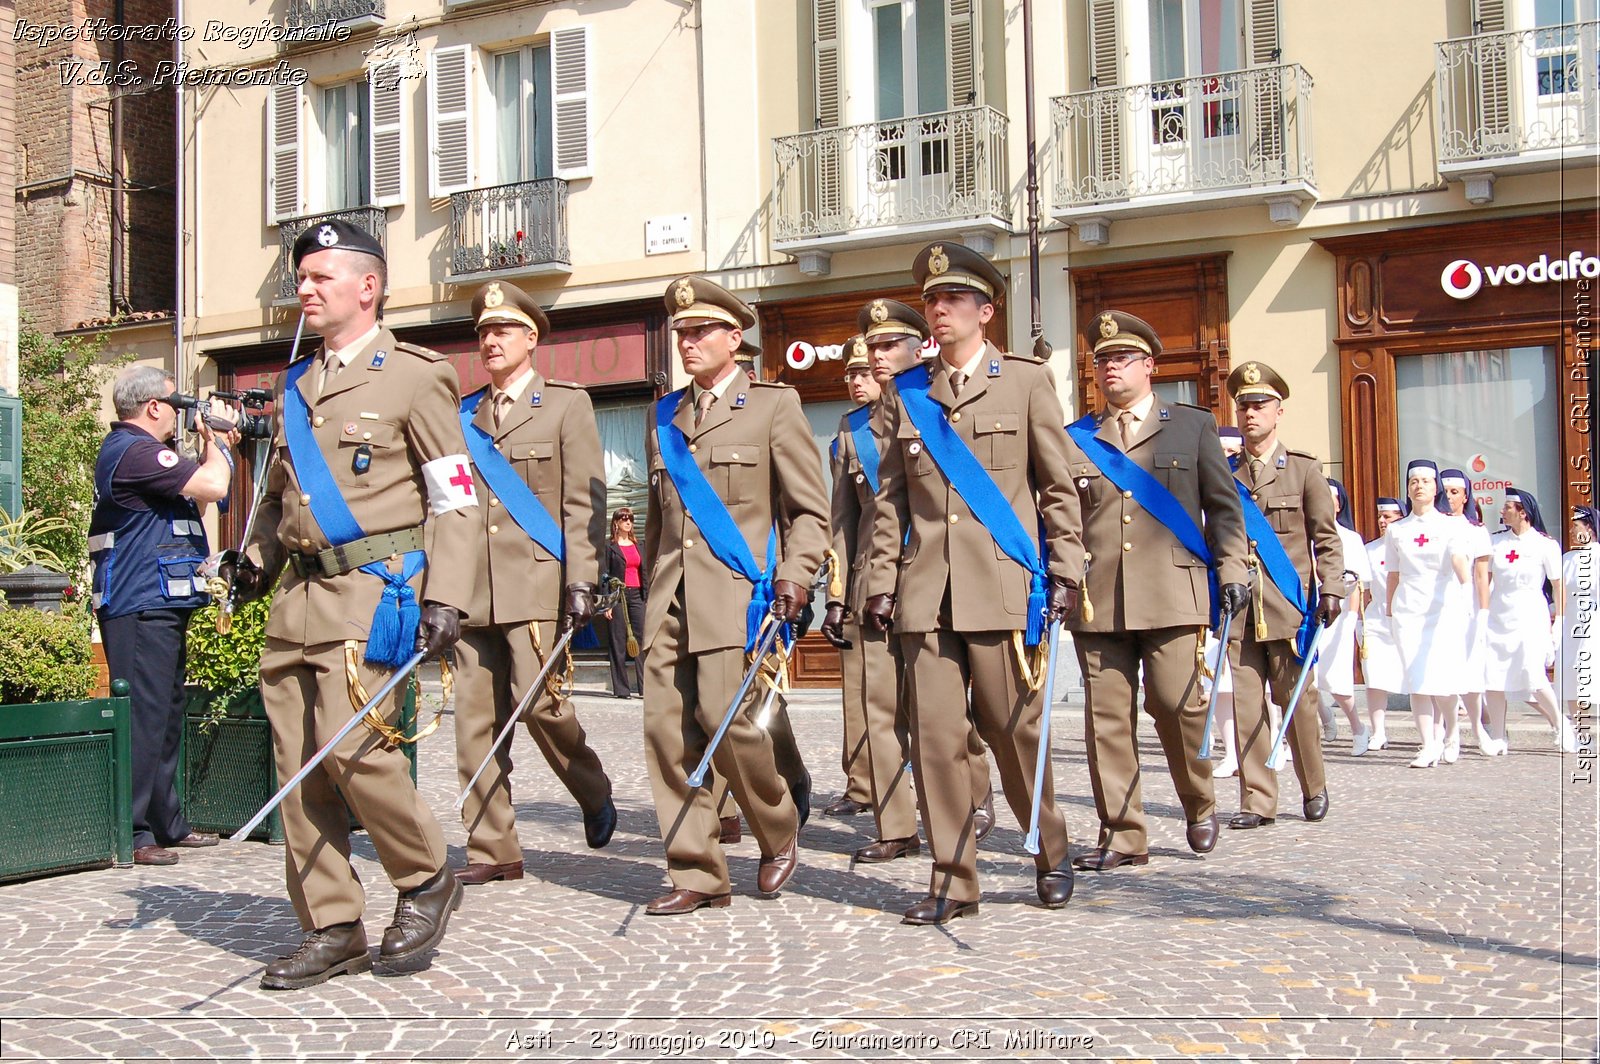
[972,787,996,844]
[757,835,798,894]
[855,836,920,863]
[260,922,371,990]
[168,832,219,848]
[1036,860,1075,909]
[1228,811,1276,830]
[718,816,742,845]
[1187,813,1221,853]
[452,861,524,885]
[1303,791,1329,822]
[824,796,871,817]
[645,888,731,915]
[901,896,979,925]
[584,797,617,849]
[1071,848,1149,872]
[379,869,463,969]
[133,845,178,866]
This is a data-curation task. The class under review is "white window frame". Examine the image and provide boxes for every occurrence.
[311,77,372,212]
[488,41,555,186]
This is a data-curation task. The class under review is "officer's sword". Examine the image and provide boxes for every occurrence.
[1266,624,1333,771]
[688,605,786,789]
[231,648,426,841]
[1023,615,1064,856]
[1197,609,1234,763]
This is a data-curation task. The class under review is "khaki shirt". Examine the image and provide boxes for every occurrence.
[1234,440,1346,641]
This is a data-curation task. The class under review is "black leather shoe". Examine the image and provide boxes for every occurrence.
[824,796,871,817]
[133,845,178,866]
[1303,791,1329,822]
[1186,813,1220,854]
[260,922,371,990]
[646,888,731,915]
[1071,848,1149,872]
[972,787,996,844]
[584,797,617,849]
[452,861,524,885]
[1036,861,1075,909]
[902,896,979,925]
[855,836,920,863]
[791,772,813,829]
[379,869,463,969]
[1228,812,1276,830]
[718,816,742,845]
[757,835,798,894]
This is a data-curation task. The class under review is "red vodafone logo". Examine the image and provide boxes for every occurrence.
[1441,259,1482,300]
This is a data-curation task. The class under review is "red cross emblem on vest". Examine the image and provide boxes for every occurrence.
[1506,550,1519,563]
[449,463,475,495]
[1414,534,1429,547]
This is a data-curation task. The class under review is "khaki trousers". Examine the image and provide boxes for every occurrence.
[900,629,1069,903]
[1076,626,1216,855]
[453,622,612,865]
[260,637,446,931]
[839,621,917,840]
[643,595,797,894]
[1229,633,1326,816]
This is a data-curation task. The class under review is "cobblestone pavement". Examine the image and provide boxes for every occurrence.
[1,675,1596,1062]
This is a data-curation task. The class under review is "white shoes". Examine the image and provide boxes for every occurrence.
[1442,733,1461,764]
[1215,753,1239,778]
[1351,726,1372,757]
[1559,717,1580,753]
[1410,743,1442,769]
[1488,737,1509,756]
[1369,728,1388,751]
[1319,702,1338,743]
[1476,732,1497,757]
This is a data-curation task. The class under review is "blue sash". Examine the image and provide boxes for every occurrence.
[897,364,1047,645]
[845,404,880,493]
[459,389,565,561]
[654,389,785,653]
[281,359,425,668]
[1230,458,1318,661]
[1065,414,1219,627]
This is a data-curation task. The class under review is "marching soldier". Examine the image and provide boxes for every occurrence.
[865,243,1081,924]
[451,280,616,885]
[226,220,479,988]
[1064,310,1250,871]
[1224,361,1343,829]
[640,276,830,915]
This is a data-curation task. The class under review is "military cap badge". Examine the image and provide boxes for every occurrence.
[483,282,504,308]
[316,224,339,247]
[928,245,950,276]
[869,299,889,323]
[1098,312,1118,340]
[674,277,696,309]
[1242,362,1262,385]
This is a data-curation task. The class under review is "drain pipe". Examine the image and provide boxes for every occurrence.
[173,0,185,391]
[110,0,126,314]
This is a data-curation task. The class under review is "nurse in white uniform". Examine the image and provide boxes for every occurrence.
[1386,460,1474,768]
[1439,468,1494,761]
[1315,479,1369,753]
[1361,497,1407,753]
[1559,505,1597,748]
[1482,488,1571,752]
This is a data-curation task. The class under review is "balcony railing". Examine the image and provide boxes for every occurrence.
[773,105,1010,248]
[286,0,385,32]
[448,179,570,279]
[1051,63,1315,213]
[275,206,387,302]
[1436,20,1599,168]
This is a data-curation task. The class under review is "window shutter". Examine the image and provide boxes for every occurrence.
[1245,0,1281,65]
[813,0,840,127]
[1471,0,1511,145]
[368,60,405,207]
[1086,0,1122,192]
[1472,0,1506,32]
[948,0,981,107]
[428,45,473,198]
[0,395,20,520]
[812,0,843,222]
[266,82,302,224]
[551,25,592,179]
[1245,0,1284,176]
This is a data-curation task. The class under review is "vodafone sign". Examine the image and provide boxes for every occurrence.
[1441,251,1600,300]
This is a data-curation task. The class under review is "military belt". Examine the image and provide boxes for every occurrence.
[289,526,424,579]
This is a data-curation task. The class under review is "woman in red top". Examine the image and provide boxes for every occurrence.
[601,507,649,698]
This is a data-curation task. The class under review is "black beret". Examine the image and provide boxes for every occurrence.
[291,218,385,267]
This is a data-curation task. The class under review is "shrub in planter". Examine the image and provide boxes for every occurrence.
[0,603,95,704]
[186,598,270,729]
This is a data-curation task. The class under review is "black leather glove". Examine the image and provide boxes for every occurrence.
[1314,595,1342,627]
[1045,576,1080,623]
[819,603,852,649]
[771,579,809,623]
[864,593,896,632]
[217,551,269,605]
[1219,582,1250,618]
[415,603,462,659]
[562,582,597,631]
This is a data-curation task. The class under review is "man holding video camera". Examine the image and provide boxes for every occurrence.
[89,365,240,866]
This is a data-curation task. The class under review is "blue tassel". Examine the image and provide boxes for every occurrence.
[365,582,407,668]
[1025,572,1046,647]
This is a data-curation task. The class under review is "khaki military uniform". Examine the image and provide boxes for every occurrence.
[642,377,830,895]
[1064,401,1249,856]
[867,345,1082,904]
[454,372,611,865]
[1228,442,1344,816]
[251,327,481,931]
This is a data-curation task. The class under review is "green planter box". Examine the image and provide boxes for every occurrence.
[181,684,419,843]
[0,689,133,881]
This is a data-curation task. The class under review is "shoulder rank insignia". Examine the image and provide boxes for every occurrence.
[1158,408,1171,421]
[735,393,747,408]
[1277,454,1287,468]
[987,358,1001,377]
[370,350,387,369]
[531,391,542,407]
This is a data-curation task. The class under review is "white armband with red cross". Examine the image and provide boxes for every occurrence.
[422,455,480,515]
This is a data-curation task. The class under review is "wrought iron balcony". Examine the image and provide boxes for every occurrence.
[1436,20,1599,175]
[447,179,571,280]
[772,105,1010,266]
[285,0,385,33]
[1050,64,1316,231]
[274,206,387,302]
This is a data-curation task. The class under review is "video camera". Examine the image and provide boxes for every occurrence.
[164,389,274,439]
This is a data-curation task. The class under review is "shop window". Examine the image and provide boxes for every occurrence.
[595,399,649,527]
[1395,346,1560,522]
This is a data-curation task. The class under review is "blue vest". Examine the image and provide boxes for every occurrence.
[88,428,211,618]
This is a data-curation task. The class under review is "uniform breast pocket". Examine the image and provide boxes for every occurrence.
[1070,463,1103,503]
[1265,494,1301,534]
[896,425,931,476]
[710,444,760,504]
[1154,451,1192,491]
[337,421,401,482]
[973,411,1020,470]
[512,440,557,495]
